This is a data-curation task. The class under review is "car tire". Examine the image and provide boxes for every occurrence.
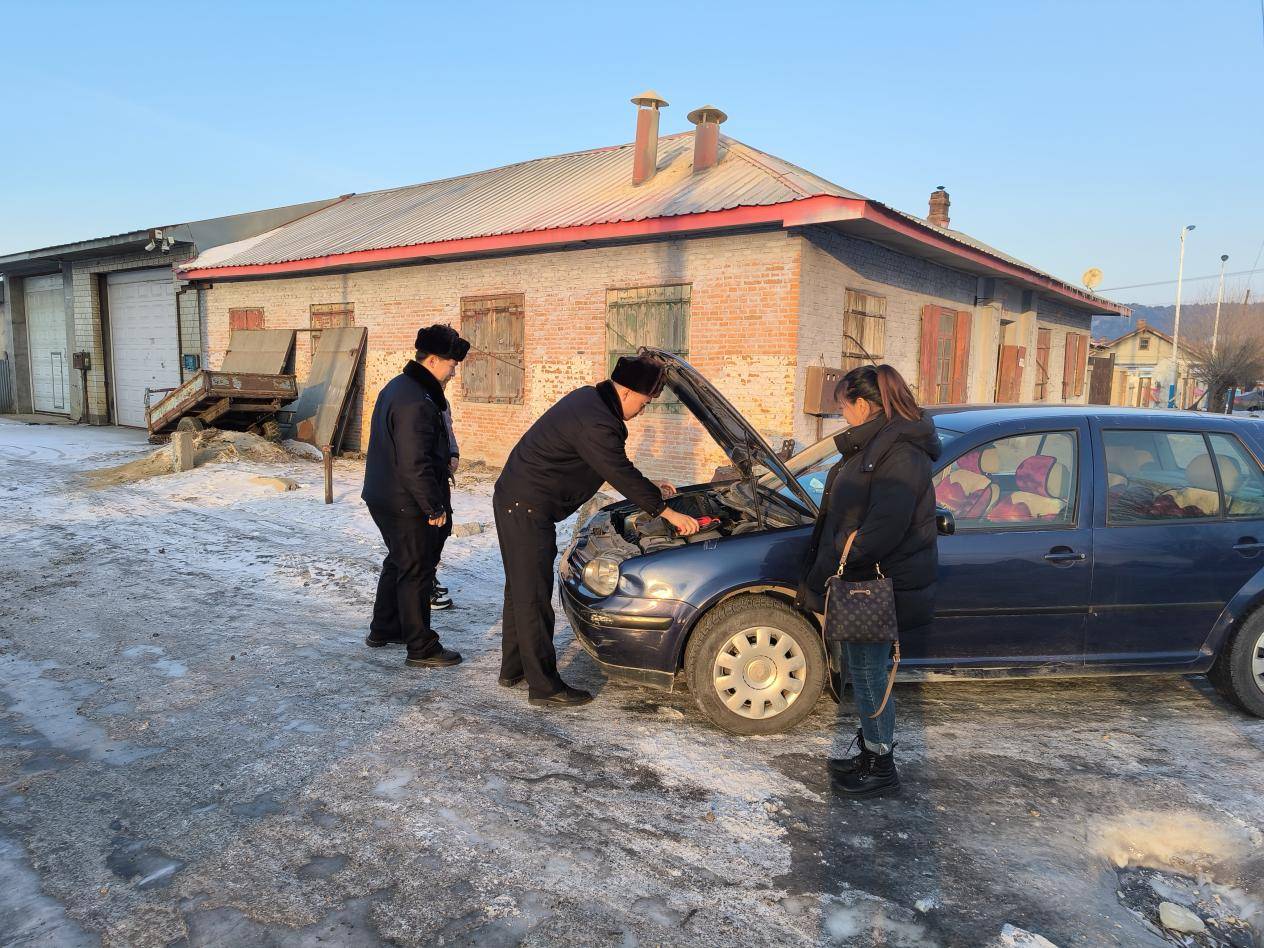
[684,595,826,736]
[1209,611,1264,717]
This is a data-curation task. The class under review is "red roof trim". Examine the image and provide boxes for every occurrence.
[179,198,855,281]
[179,194,1124,315]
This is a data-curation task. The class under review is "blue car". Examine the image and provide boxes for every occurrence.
[560,352,1264,734]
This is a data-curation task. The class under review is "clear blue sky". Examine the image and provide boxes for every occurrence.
[2,0,1260,306]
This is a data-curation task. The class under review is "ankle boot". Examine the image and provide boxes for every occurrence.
[833,746,899,798]
[827,729,873,777]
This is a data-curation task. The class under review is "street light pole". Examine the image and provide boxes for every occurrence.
[1170,224,1195,408]
[1211,253,1229,356]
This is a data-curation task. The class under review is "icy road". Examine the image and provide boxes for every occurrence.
[0,419,1261,947]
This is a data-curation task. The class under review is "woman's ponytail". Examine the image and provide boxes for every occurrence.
[834,364,922,422]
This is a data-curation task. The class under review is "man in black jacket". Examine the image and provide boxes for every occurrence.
[362,324,470,668]
[495,355,700,707]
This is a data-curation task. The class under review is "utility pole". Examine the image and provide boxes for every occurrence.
[1211,254,1229,356]
[1170,224,1195,408]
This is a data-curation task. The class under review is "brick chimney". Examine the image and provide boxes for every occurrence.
[687,105,727,173]
[630,90,668,186]
[928,186,950,227]
[1138,318,1147,331]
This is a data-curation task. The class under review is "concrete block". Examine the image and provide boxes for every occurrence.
[171,431,196,472]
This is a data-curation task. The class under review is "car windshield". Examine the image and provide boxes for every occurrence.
[758,421,964,508]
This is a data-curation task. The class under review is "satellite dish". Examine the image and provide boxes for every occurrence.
[1082,268,1103,291]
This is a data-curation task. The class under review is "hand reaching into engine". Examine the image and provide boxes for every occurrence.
[662,507,700,536]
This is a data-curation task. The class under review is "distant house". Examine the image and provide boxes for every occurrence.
[180,95,1128,480]
[1099,318,1203,408]
[0,199,338,427]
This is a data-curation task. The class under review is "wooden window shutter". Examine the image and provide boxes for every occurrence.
[1062,333,1077,401]
[919,305,940,404]
[949,310,972,403]
[996,345,1025,403]
[229,308,265,331]
[1074,334,1089,397]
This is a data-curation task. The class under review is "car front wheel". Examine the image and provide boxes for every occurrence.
[684,595,826,735]
[1209,610,1264,717]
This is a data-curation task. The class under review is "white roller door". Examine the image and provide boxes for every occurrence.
[25,273,70,414]
[107,268,180,428]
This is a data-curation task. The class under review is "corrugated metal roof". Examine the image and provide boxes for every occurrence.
[187,134,862,270]
[878,203,1124,312]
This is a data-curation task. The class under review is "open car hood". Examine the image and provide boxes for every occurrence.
[643,348,818,513]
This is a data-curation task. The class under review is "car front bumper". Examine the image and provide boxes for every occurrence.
[558,578,697,690]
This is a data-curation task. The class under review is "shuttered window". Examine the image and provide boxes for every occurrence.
[1034,328,1052,401]
[309,302,354,363]
[842,289,886,370]
[461,294,525,403]
[228,308,265,331]
[1062,332,1088,400]
[606,284,690,412]
[918,304,971,404]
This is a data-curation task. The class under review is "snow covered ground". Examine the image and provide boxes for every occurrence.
[1,418,1262,947]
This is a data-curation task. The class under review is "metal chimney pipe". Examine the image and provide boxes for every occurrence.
[687,105,727,173]
[631,90,668,185]
[928,186,951,228]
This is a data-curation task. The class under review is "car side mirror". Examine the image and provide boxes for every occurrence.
[936,508,956,536]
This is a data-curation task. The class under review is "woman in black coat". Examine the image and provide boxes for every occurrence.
[799,364,941,798]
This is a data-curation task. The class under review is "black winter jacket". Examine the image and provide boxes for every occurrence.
[496,381,667,523]
[799,412,942,632]
[361,361,454,518]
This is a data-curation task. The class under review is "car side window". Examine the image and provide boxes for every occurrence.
[1208,433,1264,519]
[1104,430,1222,523]
[934,431,1077,528]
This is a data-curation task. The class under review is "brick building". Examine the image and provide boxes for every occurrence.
[0,199,337,426]
[182,96,1127,482]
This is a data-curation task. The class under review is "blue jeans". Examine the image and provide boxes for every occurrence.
[845,641,896,751]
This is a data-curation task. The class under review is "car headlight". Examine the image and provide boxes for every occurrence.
[582,557,620,597]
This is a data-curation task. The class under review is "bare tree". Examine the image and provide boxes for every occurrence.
[1183,281,1261,411]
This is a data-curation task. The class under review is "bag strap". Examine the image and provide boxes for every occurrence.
[837,530,859,575]
[868,640,901,719]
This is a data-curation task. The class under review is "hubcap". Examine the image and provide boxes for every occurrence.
[712,626,807,720]
[1253,628,1264,697]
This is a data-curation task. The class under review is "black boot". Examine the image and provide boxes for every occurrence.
[827,729,873,777]
[833,746,899,798]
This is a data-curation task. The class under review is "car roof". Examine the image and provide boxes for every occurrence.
[925,404,1235,433]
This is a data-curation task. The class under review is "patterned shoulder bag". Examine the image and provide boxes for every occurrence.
[822,531,901,717]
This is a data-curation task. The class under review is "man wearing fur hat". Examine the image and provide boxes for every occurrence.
[361,324,470,669]
[494,354,700,707]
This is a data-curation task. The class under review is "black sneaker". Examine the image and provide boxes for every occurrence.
[430,589,453,610]
[405,647,463,668]
[365,634,404,648]
[528,686,593,708]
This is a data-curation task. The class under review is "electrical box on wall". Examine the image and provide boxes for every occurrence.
[804,365,845,416]
[72,351,91,371]
[182,354,201,372]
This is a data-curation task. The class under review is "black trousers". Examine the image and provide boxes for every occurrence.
[494,496,565,697]
[369,508,450,658]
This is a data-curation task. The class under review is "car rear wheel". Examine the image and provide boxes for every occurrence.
[1209,610,1264,717]
[684,595,826,735]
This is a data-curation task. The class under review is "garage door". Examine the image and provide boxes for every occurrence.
[25,273,71,414]
[107,269,180,428]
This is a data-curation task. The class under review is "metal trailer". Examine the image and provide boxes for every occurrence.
[145,370,298,440]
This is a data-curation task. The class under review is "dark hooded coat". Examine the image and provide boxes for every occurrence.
[361,360,454,518]
[799,412,943,633]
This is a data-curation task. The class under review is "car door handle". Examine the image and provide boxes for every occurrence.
[1233,538,1264,555]
[1043,548,1086,564]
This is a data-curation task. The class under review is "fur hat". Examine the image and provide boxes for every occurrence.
[611,355,666,397]
[415,324,470,362]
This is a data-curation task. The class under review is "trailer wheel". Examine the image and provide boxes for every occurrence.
[260,419,282,442]
[176,417,205,433]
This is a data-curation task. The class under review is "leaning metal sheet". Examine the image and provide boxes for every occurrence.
[220,329,296,374]
[286,327,367,448]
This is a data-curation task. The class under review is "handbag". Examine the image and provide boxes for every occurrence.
[823,530,900,717]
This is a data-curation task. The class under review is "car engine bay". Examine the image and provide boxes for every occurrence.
[579,484,809,561]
